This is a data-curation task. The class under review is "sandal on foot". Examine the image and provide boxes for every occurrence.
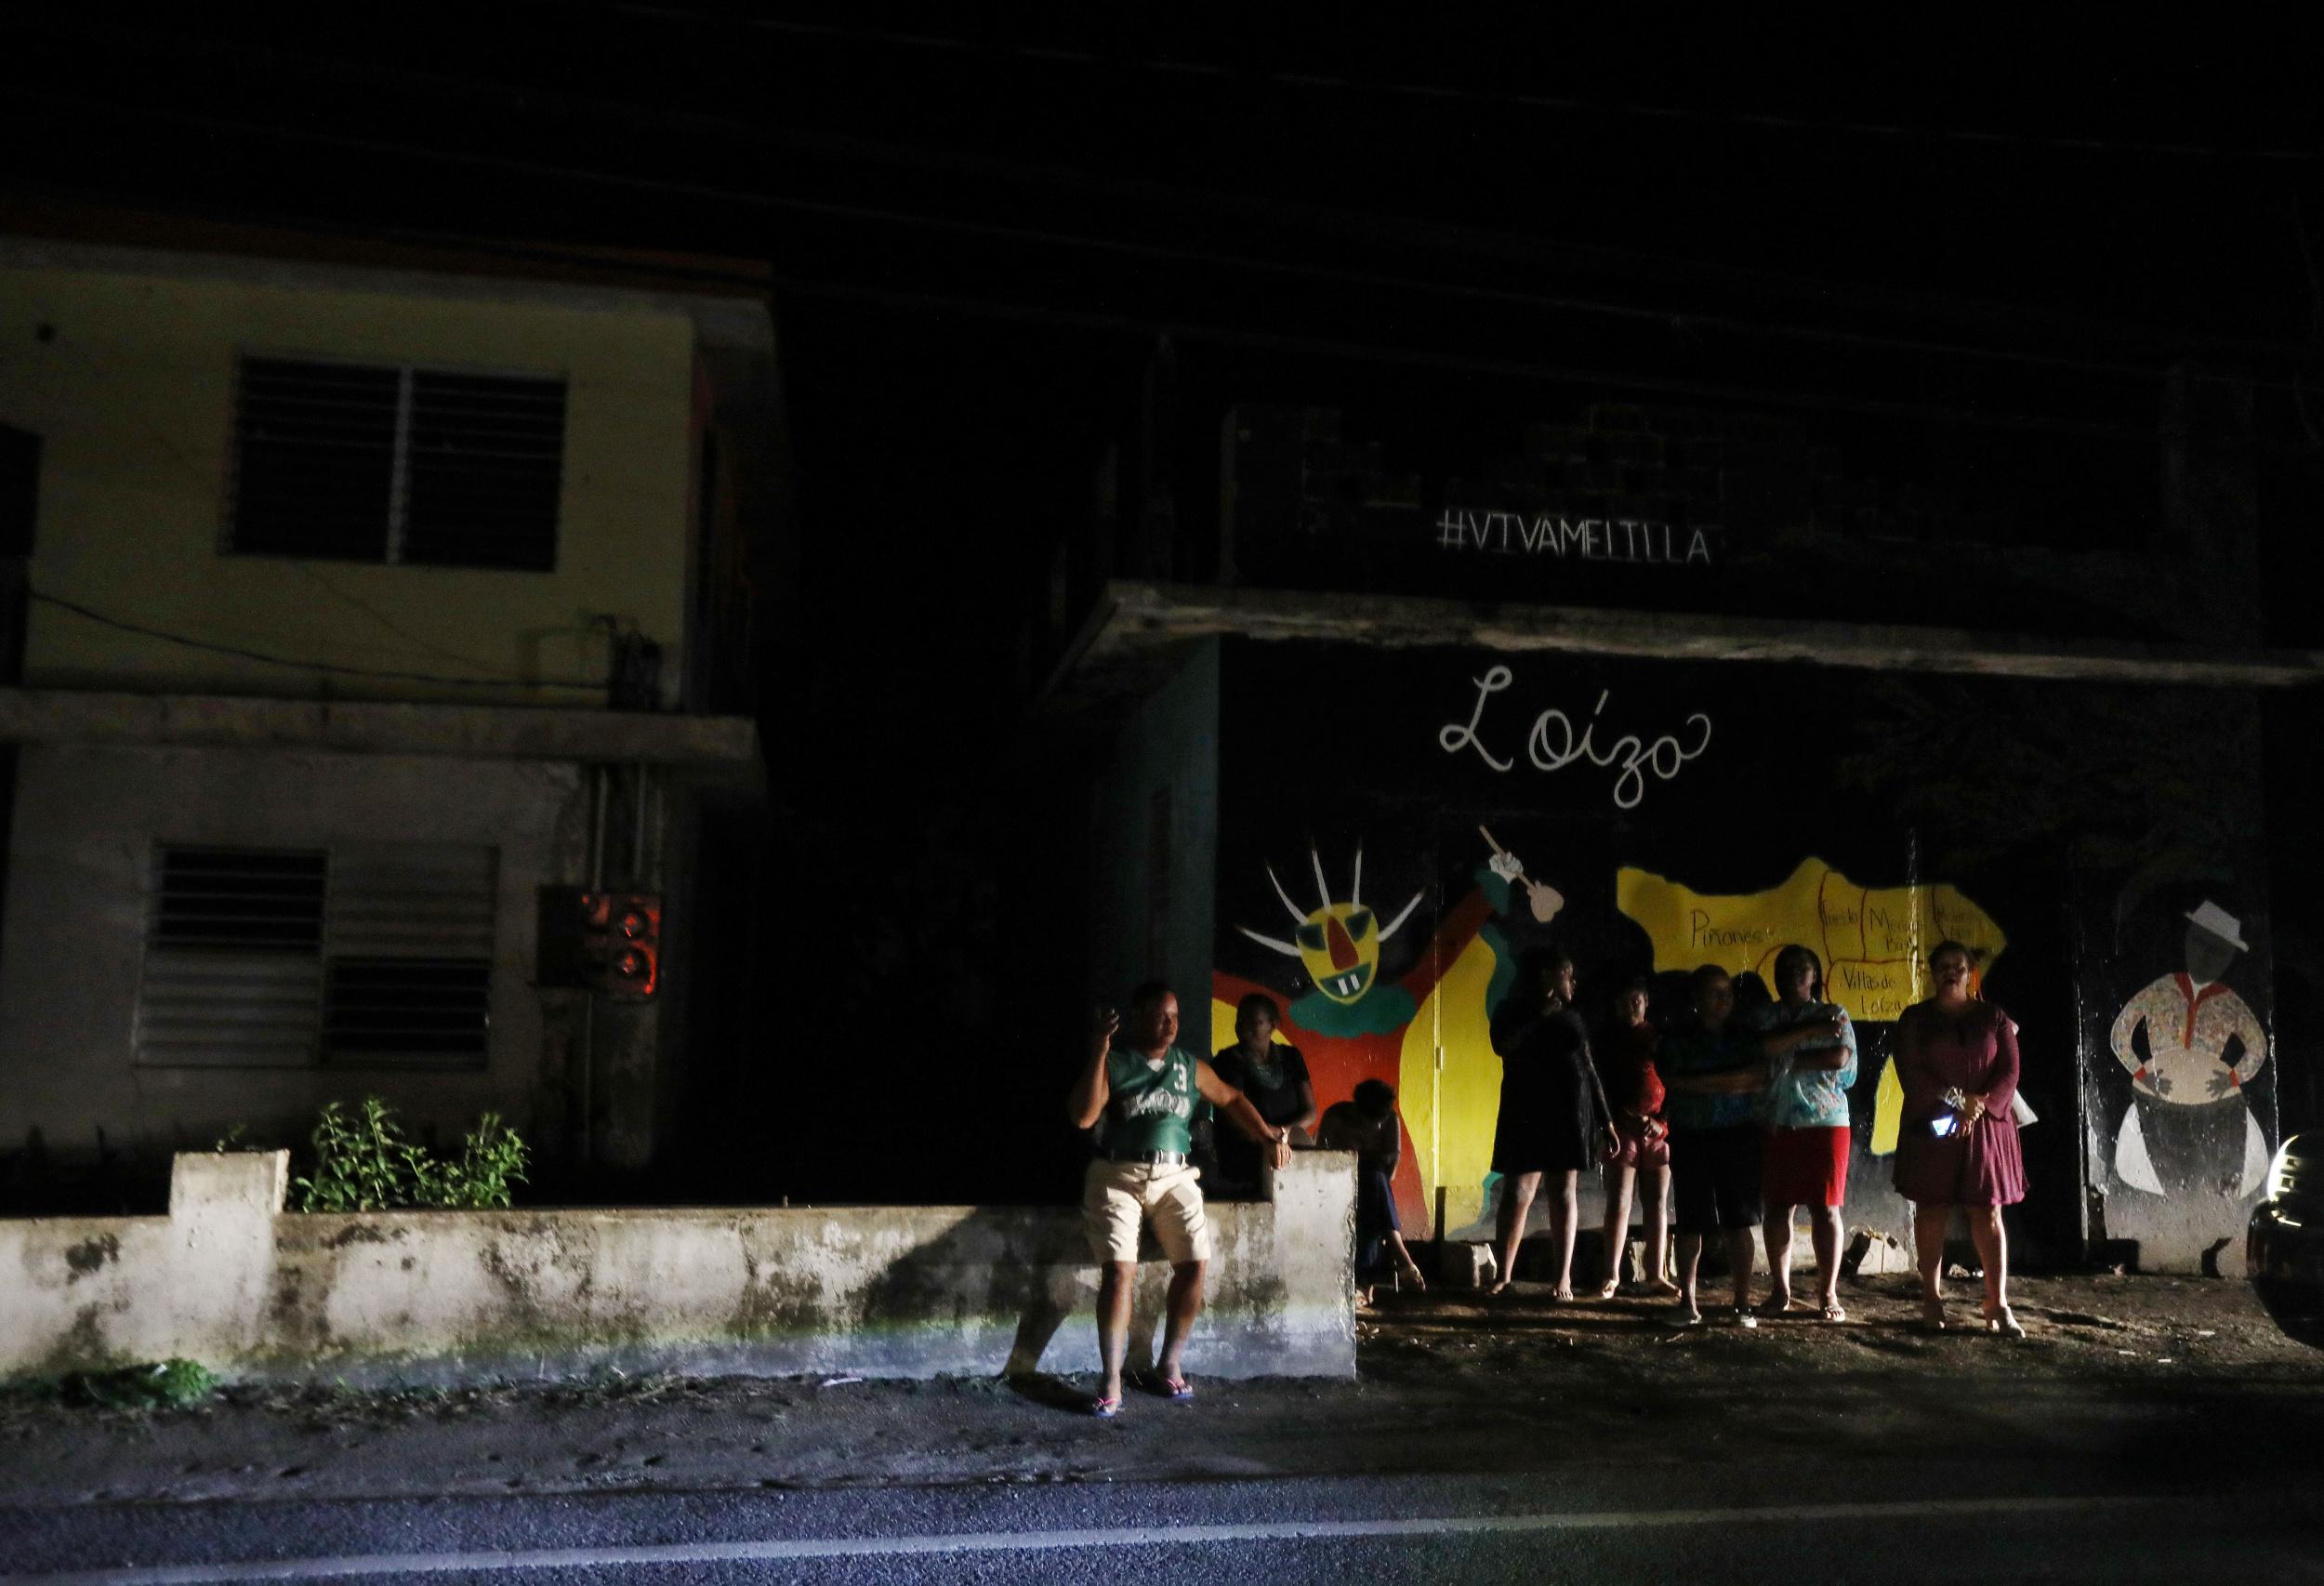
[1090,1394,1122,1419]
[1669,1302,1704,1328]
[1919,1301,1948,1333]
[1159,1375,1195,1402]
[1596,1278,1622,1301]
[1820,1301,1848,1324]
[1755,1293,1794,1318]
[1984,1305,2025,1340]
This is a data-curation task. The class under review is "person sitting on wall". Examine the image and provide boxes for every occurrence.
[1748,944,1858,1323]
[1210,993,1319,1197]
[1067,981,1293,1419]
[1318,1078,1427,1303]
[1658,965,1771,1328]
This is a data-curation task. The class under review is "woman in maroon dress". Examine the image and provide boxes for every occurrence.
[1892,940,2027,1337]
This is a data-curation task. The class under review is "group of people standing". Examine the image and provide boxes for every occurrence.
[1066,942,2028,1417]
[1486,939,2027,1335]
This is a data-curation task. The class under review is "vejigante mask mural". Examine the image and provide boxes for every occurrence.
[1215,828,1534,1236]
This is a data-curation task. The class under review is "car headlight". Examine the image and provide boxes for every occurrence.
[2266,1136,2304,1202]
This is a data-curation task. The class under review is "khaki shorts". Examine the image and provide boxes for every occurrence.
[1082,1158,1211,1264]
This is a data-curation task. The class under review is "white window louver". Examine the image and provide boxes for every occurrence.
[227,356,566,571]
[137,843,496,1069]
[135,847,327,1068]
[322,843,496,1065]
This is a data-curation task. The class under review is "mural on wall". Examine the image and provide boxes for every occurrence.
[2106,900,2272,1199]
[1617,858,2009,1156]
[1215,831,1552,1236]
[1213,640,2278,1265]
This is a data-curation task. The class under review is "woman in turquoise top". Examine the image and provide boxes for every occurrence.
[1750,945,1858,1322]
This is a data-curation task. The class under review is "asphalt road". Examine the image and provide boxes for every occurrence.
[4,1455,2316,1585]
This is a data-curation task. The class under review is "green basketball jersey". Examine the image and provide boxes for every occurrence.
[1104,1044,1200,1156]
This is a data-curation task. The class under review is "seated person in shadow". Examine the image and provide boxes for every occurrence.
[1318,1078,1427,1303]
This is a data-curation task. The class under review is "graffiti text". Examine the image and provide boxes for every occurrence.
[1433,509,1716,567]
[1437,665,1713,810]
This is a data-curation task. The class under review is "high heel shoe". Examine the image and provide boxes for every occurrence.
[1984,1303,2025,1339]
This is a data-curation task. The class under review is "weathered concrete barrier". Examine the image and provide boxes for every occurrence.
[1,1151,1356,1385]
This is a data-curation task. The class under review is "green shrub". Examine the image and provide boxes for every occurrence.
[74,1359,219,1409]
[291,1097,529,1213]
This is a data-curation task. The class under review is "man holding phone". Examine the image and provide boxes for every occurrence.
[1067,980,1294,1418]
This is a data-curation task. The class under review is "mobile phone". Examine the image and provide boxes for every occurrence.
[1929,1113,1958,1138]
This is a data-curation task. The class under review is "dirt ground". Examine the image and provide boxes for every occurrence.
[2,1273,2317,1509]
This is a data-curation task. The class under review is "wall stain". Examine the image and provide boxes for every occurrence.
[324,1223,396,1250]
[63,1234,121,1282]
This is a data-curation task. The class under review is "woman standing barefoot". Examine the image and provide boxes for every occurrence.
[1893,941,2027,1337]
[1486,949,1603,1300]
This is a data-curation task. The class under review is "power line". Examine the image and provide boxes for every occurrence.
[30,589,611,692]
[6,12,2312,363]
[595,8,2324,165]
[768,276,2167,443]
[12,84,2316,402]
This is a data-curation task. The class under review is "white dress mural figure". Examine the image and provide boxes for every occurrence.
[2107,900,2271,1199]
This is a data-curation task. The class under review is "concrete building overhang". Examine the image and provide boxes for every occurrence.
[1040,581,2324,713]
[0,688,765,798]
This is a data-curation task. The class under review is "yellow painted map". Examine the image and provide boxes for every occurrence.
[1617,858,2005,1022]
[1618,859,2008,1158]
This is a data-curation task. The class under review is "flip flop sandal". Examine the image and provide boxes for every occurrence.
[1160,1375,1195,1403]
[1821,1302,1848,1323]
[1090,1394,1122,1419]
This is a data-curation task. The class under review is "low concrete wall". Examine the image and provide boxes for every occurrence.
[0,1151,1356,1385]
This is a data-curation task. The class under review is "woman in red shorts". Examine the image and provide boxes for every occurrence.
[1750,944,1858,1322]
[1596,977,1677,1298]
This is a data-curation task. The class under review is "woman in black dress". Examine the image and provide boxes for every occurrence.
[1210,993,1318,1194]
[1487,948,1606,1299]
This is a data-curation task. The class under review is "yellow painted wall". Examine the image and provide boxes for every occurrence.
[0,258,702,705]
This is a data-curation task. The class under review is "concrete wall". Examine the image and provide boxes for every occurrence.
[1086,637,1219,1051]
[0,244,706,707]
[0,1150,1357,1384]
[0,744,588,1160]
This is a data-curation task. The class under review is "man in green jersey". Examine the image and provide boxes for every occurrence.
[1068,980,1293,1418]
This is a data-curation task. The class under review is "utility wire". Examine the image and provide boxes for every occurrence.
[596,7,2324,165]
[4,12,2310,363]
[30,589,611,692]
[768,276,2166,442]
[12,84,2317,400]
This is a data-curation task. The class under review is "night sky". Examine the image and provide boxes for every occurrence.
[5,11,2319,1200]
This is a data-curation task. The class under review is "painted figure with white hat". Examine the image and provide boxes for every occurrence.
[2106,899,2272,1199]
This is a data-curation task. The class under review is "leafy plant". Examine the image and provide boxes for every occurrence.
[73,1359,219,1409]
[291,1097,529,1213]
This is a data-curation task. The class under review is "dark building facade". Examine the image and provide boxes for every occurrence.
[1041,364,2315,1275]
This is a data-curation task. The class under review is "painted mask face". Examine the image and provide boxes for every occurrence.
[1235,845,1424,1007]
[1297,902,1380,1003]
